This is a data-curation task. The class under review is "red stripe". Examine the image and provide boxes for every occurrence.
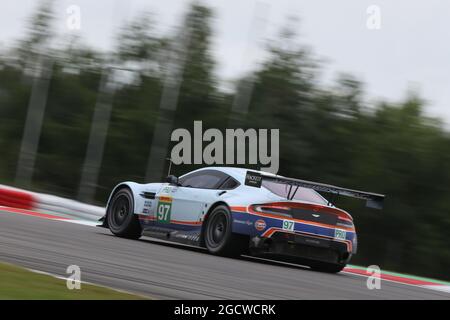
[230,206,247,212]
[0,188,35,210]
[171,220,202,225]
[139,215,156,221]
[138,215,202,225]
[343,268,437,285]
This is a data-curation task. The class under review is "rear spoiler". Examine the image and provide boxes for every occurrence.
[245,171,385,210]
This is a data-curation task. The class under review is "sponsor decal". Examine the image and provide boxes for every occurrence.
[234,219,253,226]
[334,228,347,240]
[143,200,153,215]
[144,200,152,207]
[254,219,267,231]
[282,219,295,231]
[245,171,262,188]
[161,186,172,194]
[156,196,172,224]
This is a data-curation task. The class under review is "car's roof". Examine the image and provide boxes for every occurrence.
[181,166,334,207]
[186,166,279,183]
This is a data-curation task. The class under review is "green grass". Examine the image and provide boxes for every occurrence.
[0,262,147,300]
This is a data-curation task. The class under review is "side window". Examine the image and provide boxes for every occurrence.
[179,170,230,189]
[218,177,240,190]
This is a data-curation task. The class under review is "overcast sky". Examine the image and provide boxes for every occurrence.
[1,0,449,125]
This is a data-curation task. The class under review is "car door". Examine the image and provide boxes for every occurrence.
[153,170,229,229]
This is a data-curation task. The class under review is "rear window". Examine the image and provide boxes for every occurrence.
[262,180,328,205]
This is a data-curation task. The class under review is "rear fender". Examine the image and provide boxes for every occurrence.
[199,201,230,247]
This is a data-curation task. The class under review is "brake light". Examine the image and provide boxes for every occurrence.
[260,205,291,211]
[337,217,354,228]
[250,204,292,218]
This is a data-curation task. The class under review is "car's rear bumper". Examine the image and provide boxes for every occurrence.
[249,232,352,265]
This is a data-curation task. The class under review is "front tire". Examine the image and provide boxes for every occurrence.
[203,205,248,257]
[107,188,141,239]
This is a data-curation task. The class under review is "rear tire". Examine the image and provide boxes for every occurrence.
[309,261,346,273]
[107,188,141,239]
[204,205,248,257]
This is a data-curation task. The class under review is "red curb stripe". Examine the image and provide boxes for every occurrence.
[0,206,70,221]
[343,267,437,286]
[0,188,35,210]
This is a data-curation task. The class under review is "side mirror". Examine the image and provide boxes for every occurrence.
[166,175,179,186]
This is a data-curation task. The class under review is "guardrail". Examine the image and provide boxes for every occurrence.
[0,185,104,221]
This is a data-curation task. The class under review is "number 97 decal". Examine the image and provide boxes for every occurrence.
[156,196,172,224]
[282,219,295,232]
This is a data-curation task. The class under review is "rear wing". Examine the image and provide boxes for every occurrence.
[245,171,385,210]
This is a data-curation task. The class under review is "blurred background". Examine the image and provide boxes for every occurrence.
[1,0,449,280]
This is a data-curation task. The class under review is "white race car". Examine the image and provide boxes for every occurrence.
[99,167,384,273]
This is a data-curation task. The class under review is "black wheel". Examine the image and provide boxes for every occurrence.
[203,205,248,257]
[309,261,346,273]
[107,188,141,239]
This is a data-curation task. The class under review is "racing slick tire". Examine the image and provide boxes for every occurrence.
[204,205,248,257]
[309,261,346,273]
[107,188,142,239]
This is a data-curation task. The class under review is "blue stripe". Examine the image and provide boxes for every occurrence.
[231,211,355,242]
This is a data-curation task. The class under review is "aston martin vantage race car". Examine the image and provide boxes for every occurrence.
[99,167,385,273]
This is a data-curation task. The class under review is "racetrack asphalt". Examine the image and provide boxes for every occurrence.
[0,209,448,299]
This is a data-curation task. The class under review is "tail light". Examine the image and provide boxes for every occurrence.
[336,217,354,228]
[250,204,292,218]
